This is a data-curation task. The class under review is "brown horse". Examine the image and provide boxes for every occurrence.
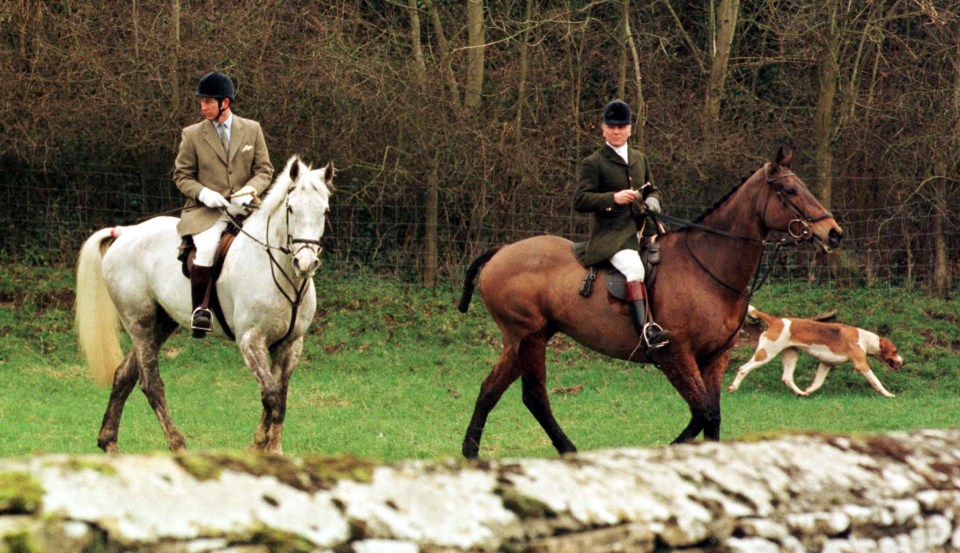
[457,148,842,458]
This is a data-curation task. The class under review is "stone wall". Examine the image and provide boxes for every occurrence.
[1,429,959,552]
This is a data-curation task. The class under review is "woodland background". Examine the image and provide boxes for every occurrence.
[1,0,958,292]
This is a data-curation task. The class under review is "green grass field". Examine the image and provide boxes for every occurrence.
[1,263,957,461]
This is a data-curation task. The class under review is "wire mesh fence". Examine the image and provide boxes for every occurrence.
[1,165,957,291]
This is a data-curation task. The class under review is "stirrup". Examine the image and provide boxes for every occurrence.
[642,322,670,350]
[191,307,213,333]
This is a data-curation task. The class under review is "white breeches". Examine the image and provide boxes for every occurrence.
[610,249,645,282]
[192,216,230,267]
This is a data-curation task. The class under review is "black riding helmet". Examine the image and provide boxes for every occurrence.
[196,71,235,120]
[603,99,631,126]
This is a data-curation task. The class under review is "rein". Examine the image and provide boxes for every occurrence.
[221,188,323,346]
[649,164,831,298]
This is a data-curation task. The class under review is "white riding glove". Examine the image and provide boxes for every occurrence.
[644,197,662,213]
[230,185,258,207]
[197,187,230,209]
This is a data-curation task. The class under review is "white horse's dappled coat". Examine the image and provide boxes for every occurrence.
[75,156,333,454]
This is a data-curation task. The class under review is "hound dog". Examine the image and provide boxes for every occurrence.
[727,305,905,398]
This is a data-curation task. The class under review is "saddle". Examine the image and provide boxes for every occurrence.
[578,238,661,300]
[177,225,241,339]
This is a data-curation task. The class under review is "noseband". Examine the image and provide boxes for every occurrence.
[764,164,834,239]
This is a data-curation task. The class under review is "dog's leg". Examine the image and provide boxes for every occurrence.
[779,349,808,397]
[803,362,832,395]
[727,342,776,392]
[854,360,896,398]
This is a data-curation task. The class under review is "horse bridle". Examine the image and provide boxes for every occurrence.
[278,191,324,260]
[763,163,834,241]
[645,164,835,299]
[224,185,325,345]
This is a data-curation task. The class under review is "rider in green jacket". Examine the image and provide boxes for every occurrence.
[573,100,669,350]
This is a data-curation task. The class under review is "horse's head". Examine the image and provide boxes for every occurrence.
[758,147,843,252]
[270,156,334,278]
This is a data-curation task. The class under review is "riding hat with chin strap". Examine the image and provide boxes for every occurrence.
[196,71,235,121]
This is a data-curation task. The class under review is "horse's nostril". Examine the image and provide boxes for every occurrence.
[829,229,843,247]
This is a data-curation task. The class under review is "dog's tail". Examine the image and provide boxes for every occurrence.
[746,304,777,326]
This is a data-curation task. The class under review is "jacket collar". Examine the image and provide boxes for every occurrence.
[602,144,632,167]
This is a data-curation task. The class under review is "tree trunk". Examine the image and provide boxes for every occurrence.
[814,0,839,210]
[424,0,462,114]
[703,0,740,145]
[623,0,645,147]
[408,0,427,89]
[514,0,533,139]
[465,0,485,111]
[170,0,180,118]
[931,34,960,296]
[408,0,437,286]
[423,155,439,286]
[930,170,949,296]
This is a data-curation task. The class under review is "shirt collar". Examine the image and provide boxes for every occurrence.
[606,142,629,164]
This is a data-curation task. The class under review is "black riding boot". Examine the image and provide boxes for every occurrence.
[190,265,214,338]
[625,280,670,350]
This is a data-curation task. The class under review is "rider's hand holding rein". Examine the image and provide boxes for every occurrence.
[614,189,640,205]
[198,187,230,209]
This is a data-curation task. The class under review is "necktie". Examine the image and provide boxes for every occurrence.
[218,123,229,155]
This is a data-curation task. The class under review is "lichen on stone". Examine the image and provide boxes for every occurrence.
[174,450,374,492]
[495,486,555,519]
[0,472,44,514]
[2,530,40,553]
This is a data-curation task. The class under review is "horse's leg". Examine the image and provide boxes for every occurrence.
[462,344,521,459]
[659,352,713,444]
[518,335,577,455]
[133,313,185,451]
[700,351,729,441]
[238,331,282,453]
[97,351,140,453]
[256,337,303,455]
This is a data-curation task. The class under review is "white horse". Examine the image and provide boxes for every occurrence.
[76,156,333,454]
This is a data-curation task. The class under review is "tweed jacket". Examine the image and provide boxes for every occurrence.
[572,145,662,267]
[173,115,274,236]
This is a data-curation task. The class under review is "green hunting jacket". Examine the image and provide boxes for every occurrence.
[572,145,662,267]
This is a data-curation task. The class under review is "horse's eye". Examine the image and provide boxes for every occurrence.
[785,188,798,196]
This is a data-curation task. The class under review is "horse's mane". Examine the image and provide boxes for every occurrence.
[246,156,323,226]
[690,174,751,225]
[257,157,300,217]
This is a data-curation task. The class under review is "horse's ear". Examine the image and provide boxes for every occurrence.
[323,161,335,185]
[774,146,794,169]
[289,158,301,181]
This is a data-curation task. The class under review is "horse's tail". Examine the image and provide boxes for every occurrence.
[458,245,503,313]
[76,227,124,386]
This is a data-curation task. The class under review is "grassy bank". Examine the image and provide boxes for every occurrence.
[0,263,957,461]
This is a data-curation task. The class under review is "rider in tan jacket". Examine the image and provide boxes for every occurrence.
[174,71,273,337]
